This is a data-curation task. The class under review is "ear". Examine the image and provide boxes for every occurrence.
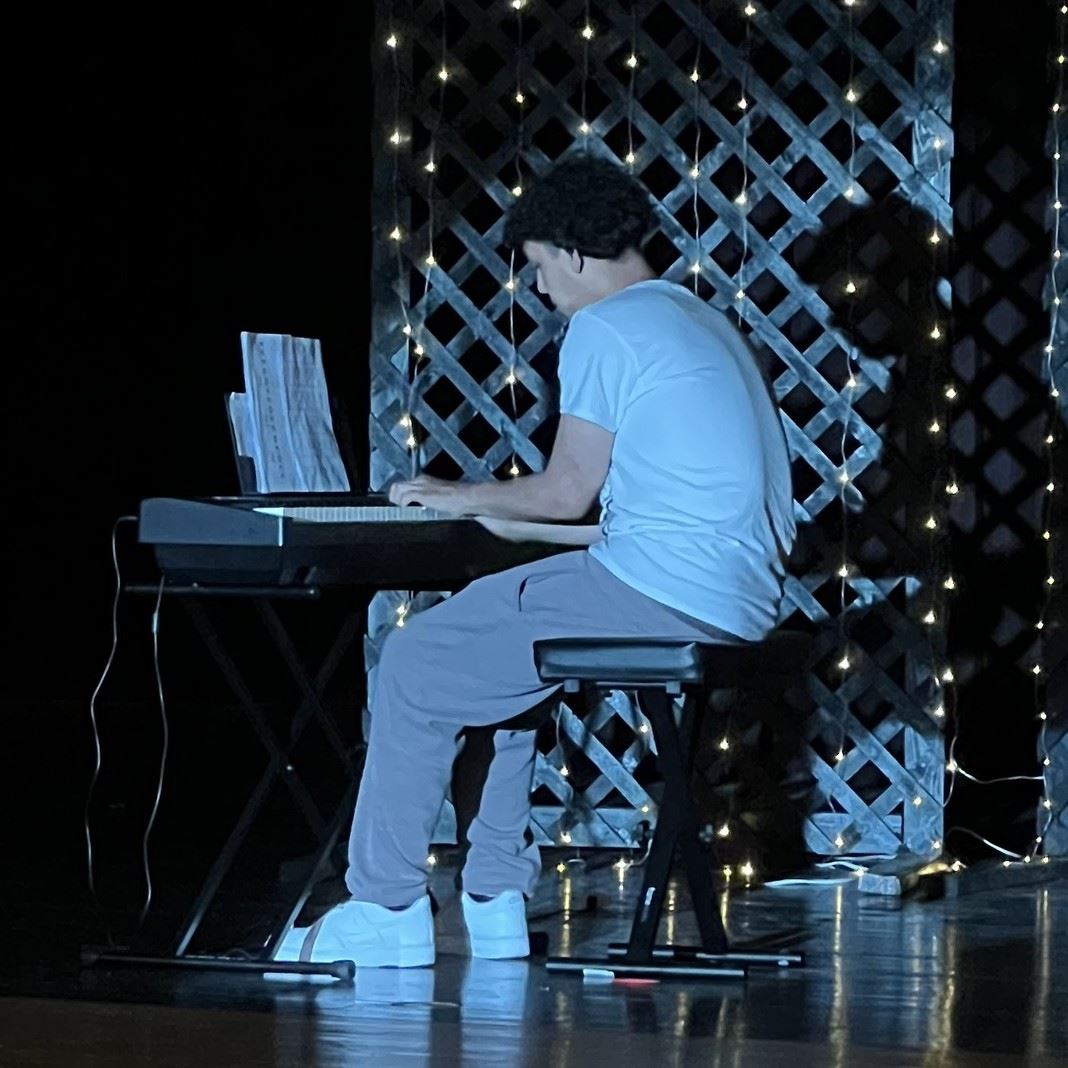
[568,249,585,273]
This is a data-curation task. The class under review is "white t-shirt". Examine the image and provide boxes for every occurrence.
[558,279,796,641]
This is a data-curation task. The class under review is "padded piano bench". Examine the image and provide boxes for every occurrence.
[533,631,811,981]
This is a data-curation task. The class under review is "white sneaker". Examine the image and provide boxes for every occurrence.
[460,891,529,960]
[274,896,435,968]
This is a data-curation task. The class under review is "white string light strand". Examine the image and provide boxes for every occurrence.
[830,0,863,785]
[734,2,755,324]
[625,1,638,168]
[580,2,593,144]
[1032,0,1067,858]
[690,0,706,293]
[505,0,527,480]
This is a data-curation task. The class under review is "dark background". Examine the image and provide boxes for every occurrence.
[2,3,1062,936]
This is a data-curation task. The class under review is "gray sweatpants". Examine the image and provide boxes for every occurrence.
[345,550,734,907]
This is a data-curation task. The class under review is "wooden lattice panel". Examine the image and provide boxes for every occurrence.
[369,0,954,856]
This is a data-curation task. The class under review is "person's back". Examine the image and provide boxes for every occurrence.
[559,279,796,640]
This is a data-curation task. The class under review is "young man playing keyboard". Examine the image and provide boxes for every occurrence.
[276,155,795,967]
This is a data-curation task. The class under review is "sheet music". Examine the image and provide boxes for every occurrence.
[239,332,351,493]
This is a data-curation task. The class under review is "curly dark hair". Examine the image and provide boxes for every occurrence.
[503,154,657,260]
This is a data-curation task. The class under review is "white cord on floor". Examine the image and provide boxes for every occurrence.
[139,576,169,927]
[85,515,138,903]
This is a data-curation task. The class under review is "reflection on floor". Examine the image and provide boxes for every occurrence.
[2,852,1066,1066]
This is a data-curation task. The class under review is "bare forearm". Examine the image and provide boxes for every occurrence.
[460,472,586,521]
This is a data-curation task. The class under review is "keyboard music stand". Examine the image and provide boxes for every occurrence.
[83,582,366,982]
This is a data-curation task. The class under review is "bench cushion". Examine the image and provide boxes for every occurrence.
[533,632,810,686]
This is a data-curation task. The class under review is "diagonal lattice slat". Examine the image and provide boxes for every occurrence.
[370,0,953,857]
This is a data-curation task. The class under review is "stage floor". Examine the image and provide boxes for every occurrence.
[2,854,1066,1067]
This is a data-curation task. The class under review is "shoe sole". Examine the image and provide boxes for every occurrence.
[275,928,435,969]
[467,935,530,960]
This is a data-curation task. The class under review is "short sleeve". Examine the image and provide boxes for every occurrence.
[558,311,635,433]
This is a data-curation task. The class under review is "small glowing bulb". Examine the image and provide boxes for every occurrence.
[717,823,730,838]
[1003,860,1012,868]
[735,191,748,205]
[690,165,700,179]
[556,862,567,874]
[390,129,402,145]
[837,564,850,578]
[913,796,923,807]
[1060,55,1066,64]
[509,463,520,477]
[933,39,948,54]
[438,67,449,82]
[1048,482,1056,493]
[690,262,701,275]
[1054,103,1062,113]
[834,835,845,848]
[1044,757,1052,767]
[946,482,959,495]
[845,280,857,294]
[640,804,651,813]
[719,737,730,751]
[515,92,525,105]
[845,88,858,103]
[1033,664,1043,675]
[740,861,755,879]
[925,516,938,530]
[941,668,955,683]
[425,254,436,267]
[844,184,856,199]
[399,415,411,428]
[512,0,525,9]
[560,765,569,778]
[560,831,572,844]
[389,226,402,241]
[579,121,590,134]
[1054,388,1062,398]
[626,54,638,69]
[943,576,957,590]
[744,2,757,14]
[414,343,425,356]
[1037,621,1046,631]
[835,749,845,762]
[1039,711,1048,721]
[923,609,937,625]
[738,97,749,110]
[1043,530,1052,540]
[735,289,745,301]
[406,434,417,448]
[837,471,849,485]
[1047,576,1056,586]
[933,704,946,718]
[931,325,943,339]
[581,24,594,40]
[945,385,958,400]
[504,278,516,292]
[1056,201,1064,210]
[838,655,852,671]
[1047,435,1056,445]
[929,420,941,434]
[425,160,436,173]
[932,839,942,852]
[427,853,438,866]
[625,151,636,164]
[691,69,700,83]
[386,34,398,49]
[505,371,517,385]
[933,137,945,150]
[512,185,523,197]
[1043,799,1053,810]
[639,722,649,734]
[402,324,413,337]
[947,759,958,772]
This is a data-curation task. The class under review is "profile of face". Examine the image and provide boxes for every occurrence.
[521,240,591,318]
